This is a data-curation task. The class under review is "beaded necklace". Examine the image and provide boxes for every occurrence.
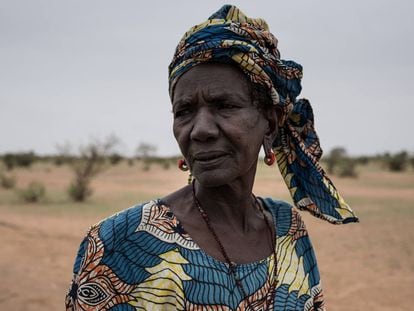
[192,181,278,308]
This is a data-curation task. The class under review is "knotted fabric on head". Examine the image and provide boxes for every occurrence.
[169,5,358,224]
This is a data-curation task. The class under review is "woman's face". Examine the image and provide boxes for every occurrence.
[172,63,272,187]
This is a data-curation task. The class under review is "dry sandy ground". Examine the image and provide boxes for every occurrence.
[0,162,413,310]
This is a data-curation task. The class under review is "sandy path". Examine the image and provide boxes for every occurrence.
[0,207,99,311]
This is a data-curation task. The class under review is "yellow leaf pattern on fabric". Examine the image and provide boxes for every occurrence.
[129,249,191,310]
[276,236,309,296]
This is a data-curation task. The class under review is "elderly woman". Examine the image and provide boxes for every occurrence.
[66,5,357,311]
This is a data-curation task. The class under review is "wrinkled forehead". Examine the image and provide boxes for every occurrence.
[171,62,252,104]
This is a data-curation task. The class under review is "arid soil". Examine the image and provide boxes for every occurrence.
[0,162,413,310]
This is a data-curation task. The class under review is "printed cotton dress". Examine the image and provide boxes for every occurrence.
[66,198,324,310]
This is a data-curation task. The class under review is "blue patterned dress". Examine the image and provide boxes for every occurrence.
[66,198,325,310]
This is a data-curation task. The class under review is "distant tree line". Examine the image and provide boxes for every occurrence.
[322,148,413,177]
[1,148,413,176]
[0,138,179,203]
[1,144,413,203]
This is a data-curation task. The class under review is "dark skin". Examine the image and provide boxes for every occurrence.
[163,63,278,264]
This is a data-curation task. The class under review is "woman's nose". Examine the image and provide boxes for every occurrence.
[190,107,219,142]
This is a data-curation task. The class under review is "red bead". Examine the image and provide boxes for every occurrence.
[264,151,276,166]
[178,159,189,171]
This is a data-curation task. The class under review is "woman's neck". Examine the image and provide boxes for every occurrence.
[193,173,258,233]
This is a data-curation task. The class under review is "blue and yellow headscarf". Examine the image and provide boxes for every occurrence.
[169,5,358,224]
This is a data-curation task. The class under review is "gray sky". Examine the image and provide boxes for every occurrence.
[1,0,413,156]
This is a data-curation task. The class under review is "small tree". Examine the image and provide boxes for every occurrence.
[136,142,157,159]
[325,147,347,174]
[136,142,157,171]
[63,135,120,202]
[325,147,357,177]
[2,154,15,170]
[338,159,358,178]
[355,156,369,166]
[387,151,408,172]
[54,142,74,166]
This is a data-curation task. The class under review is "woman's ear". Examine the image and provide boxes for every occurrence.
[262,106,278,160]
[264,106,279,143]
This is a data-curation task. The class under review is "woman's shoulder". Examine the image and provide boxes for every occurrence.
[71,200,182,281]
[260,197,308,238]
[260,197,292,212]
[90,200,154,242]
[86,199,176,248]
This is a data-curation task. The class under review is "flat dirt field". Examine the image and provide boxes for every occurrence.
[0,161,413,310]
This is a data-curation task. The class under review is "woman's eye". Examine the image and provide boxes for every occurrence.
[218,103,238,110]
[174,108,192,118]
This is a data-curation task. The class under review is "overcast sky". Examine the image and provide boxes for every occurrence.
[1,0,413,156]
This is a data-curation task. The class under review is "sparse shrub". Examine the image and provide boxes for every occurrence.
[136,142,157,171]
[54,142,74,166]
[355,156,369,165]
[62,135,120,202]
[68,180,92,202]
[143,159,151,171]
[325,147,347,174]
[67,148,105,201]
[379,152,392,169]
[2,152,36,169]
[54,158,63,166]
[338,159,358,178]
[127,158,134,166]
[324,147,358,178]
[3,154,15,170]
[16,152,36,167]
[0,173,16,189]
[109,153,123,165]
[136,143,157,159]
[18,181,46,202]
[387,151,408,172]
[53,155,75,166]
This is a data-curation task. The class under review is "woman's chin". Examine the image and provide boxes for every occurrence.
[192,168,236,188]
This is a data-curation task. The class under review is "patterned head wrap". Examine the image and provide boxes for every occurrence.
[169,5,358,224]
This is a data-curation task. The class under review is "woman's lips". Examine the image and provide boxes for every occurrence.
[192,151,229,165]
